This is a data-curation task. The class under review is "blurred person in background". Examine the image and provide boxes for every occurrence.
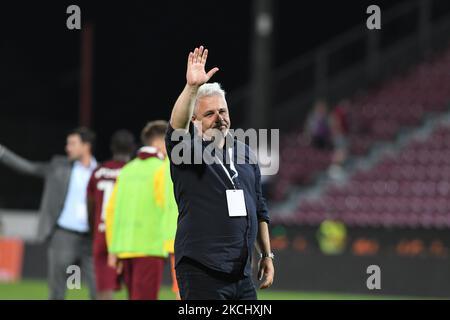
[316,219,347,255]
[105,120,178,300]
[328,100,351,180]
[161,155,181,300]
[0,128,97,299]
[87,129,136,300]
[305,99,332,150]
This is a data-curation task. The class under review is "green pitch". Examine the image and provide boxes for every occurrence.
[0,279,424,300]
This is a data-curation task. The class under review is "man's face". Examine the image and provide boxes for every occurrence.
[65,134,90,161]
[192,94,231,140]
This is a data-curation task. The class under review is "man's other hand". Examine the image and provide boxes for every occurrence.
[258,257,274,289]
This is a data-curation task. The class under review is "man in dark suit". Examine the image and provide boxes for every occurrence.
[167,46,274,300]
[0,127,97,299]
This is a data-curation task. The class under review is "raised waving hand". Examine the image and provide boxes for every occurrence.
[186,46,219,87]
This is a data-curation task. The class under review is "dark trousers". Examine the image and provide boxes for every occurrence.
[122,256,164,300]
[47,227,96,300]
[176,257,257,300]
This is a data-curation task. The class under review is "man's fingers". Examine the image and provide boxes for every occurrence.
[107,254,116,269]
[206,67,219,80]
[259,261,274,289]
[259,277,273,289]
[258,266,264,281]
[259,271,273,289]
[187,52,192,69]
[201,49,208,65]
[191,46,208,64]
[193,47,199,63]
[198,45,204,62]
[116,261,123,275]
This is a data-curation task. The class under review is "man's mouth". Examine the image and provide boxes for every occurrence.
[214,124,227,130]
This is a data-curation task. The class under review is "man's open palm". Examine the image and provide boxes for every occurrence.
[186,46,219,87]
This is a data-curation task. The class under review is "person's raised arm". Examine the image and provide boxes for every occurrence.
[0,144,49,178]
[170,46,219,131]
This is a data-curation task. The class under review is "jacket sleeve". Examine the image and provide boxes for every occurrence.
[0,144,49,178]
[255,163,270,224]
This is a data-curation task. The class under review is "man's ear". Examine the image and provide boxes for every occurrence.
[191,116,203,135]
[85,143,93,154]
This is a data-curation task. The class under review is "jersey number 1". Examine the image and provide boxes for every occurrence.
[97,180,115,232]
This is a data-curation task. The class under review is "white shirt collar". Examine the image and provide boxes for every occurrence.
[138,146,164,160]
[139,146,158,154]
[74,157,97,170]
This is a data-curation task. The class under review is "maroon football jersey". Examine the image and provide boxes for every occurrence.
[87,160,126,250]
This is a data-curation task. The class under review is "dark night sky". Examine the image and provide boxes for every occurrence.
[0,0,410,208]
[0,1,406,155]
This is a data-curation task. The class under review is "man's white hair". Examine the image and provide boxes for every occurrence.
[194,82,226,114]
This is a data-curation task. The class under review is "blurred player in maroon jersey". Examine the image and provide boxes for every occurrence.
[87,130,136,300]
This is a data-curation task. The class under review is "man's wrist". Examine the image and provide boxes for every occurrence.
[259,252,275,260]
[185,83,200,95]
